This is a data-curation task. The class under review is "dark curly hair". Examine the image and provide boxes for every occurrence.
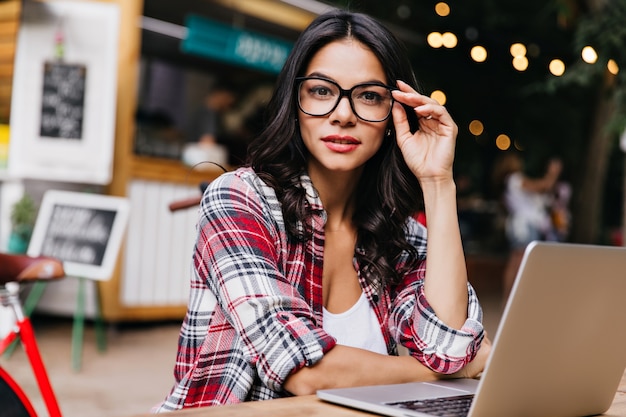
[247,10,423,289]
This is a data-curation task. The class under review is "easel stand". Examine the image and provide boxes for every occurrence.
[3,277,107,371]
[8,189,130,370]
[72,277,107,371]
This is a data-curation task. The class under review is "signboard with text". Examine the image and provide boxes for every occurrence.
[40,62,87,140]
[8,1,119,184]
[28,190,130,281]
[182,14,293,74]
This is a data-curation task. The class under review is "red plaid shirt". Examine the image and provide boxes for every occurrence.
[154,167,484,411]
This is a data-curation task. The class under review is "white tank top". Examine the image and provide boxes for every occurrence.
[322,292,388,355]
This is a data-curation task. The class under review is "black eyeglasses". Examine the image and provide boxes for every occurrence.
[295,76,395,122]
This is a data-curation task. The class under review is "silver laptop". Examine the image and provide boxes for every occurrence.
[317,241,626,417]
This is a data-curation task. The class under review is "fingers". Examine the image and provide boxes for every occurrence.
[392,80,437,115]
[391,80,454,127]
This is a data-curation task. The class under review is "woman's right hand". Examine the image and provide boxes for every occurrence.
[391,80,459,185]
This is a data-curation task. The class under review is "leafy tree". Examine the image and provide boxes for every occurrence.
[545,0,626,243]
[327,0,625,244]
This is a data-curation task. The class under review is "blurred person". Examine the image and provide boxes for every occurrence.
[549,179,572,242]
[188,84,237,146]
[493,152,563,300]
[182,84,236,167]
[228,84,274,165]
[155,10,489,411]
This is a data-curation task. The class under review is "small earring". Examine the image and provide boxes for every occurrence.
[385,129,392,137]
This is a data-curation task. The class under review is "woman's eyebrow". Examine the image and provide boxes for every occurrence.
[305,71,332,79]
[304,72,389,87]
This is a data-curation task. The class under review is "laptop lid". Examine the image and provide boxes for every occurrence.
[317,242,626,417]
[469,241,626,417]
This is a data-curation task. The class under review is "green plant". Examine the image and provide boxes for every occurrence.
[10,194,37,240]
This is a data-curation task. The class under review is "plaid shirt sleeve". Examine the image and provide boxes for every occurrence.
[388,219,485,374]
[155,169,336,411]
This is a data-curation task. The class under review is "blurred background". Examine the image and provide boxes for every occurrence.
[0,0,624,415]
[135,0,626,252]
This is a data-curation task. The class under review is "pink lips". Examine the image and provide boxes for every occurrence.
[321,135,360,153]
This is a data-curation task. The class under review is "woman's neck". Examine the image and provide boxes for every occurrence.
[308,166,360,231]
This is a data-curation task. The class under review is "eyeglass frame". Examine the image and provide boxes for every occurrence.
[295,76,397,123]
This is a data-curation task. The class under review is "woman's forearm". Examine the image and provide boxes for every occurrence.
[420,178,468,329]
[283,345,438,396]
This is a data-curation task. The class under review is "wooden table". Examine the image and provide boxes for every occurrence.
[132,373,626,416]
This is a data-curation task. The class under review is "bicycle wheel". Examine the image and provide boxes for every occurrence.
[0,367,37,417]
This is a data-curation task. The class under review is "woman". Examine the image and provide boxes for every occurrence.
[155,10,488,411]
[493,152,563,299]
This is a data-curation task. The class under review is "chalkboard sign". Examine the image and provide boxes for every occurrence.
[39,61,87,140]
[28,190,130,281]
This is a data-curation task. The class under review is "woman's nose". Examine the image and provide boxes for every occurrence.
[330,96,357,124]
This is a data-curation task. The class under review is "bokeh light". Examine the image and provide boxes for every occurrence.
[465,27,478,41]
[470,45,487,62]
[442,32,457,48]
[427,32,443,48]
[495,134,511,150]
[607,59,619,75]
[509,43,526,58]
[512,56,529,71]
[581,46,598,64]
[430,90,446,105]
[397,5,411,19]
[435,2,450,17]
[549,59,565,76]
[469,120,484,136]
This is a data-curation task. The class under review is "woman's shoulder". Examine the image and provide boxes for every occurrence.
[206,167,280,208]
[209,167,265,192]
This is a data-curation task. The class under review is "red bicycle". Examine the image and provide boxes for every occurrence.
[0,253,65,417]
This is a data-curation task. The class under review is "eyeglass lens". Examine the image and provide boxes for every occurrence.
[298,78,393,122]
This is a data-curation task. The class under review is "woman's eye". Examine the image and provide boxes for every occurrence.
[359,91,383,104]
[311,86,333,98]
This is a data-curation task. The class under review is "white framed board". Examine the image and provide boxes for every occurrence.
[8,1,120,184]
[28,190,130,281]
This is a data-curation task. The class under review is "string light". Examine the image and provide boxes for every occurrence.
[469,120,484,136]
[426,11,622,151]
[435,2,450,17]
[509,43,528,71]
[442,32,457,48]
[607,59,619,75]
[430,90,447,105]
[549,59,565,76]
[512,56,528,71]
[427,32,443,48]
[581,46,598,64]
[470,45,487,62]
[509,43,526,58]
[428,32,457,48]
[495,134,511,150]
